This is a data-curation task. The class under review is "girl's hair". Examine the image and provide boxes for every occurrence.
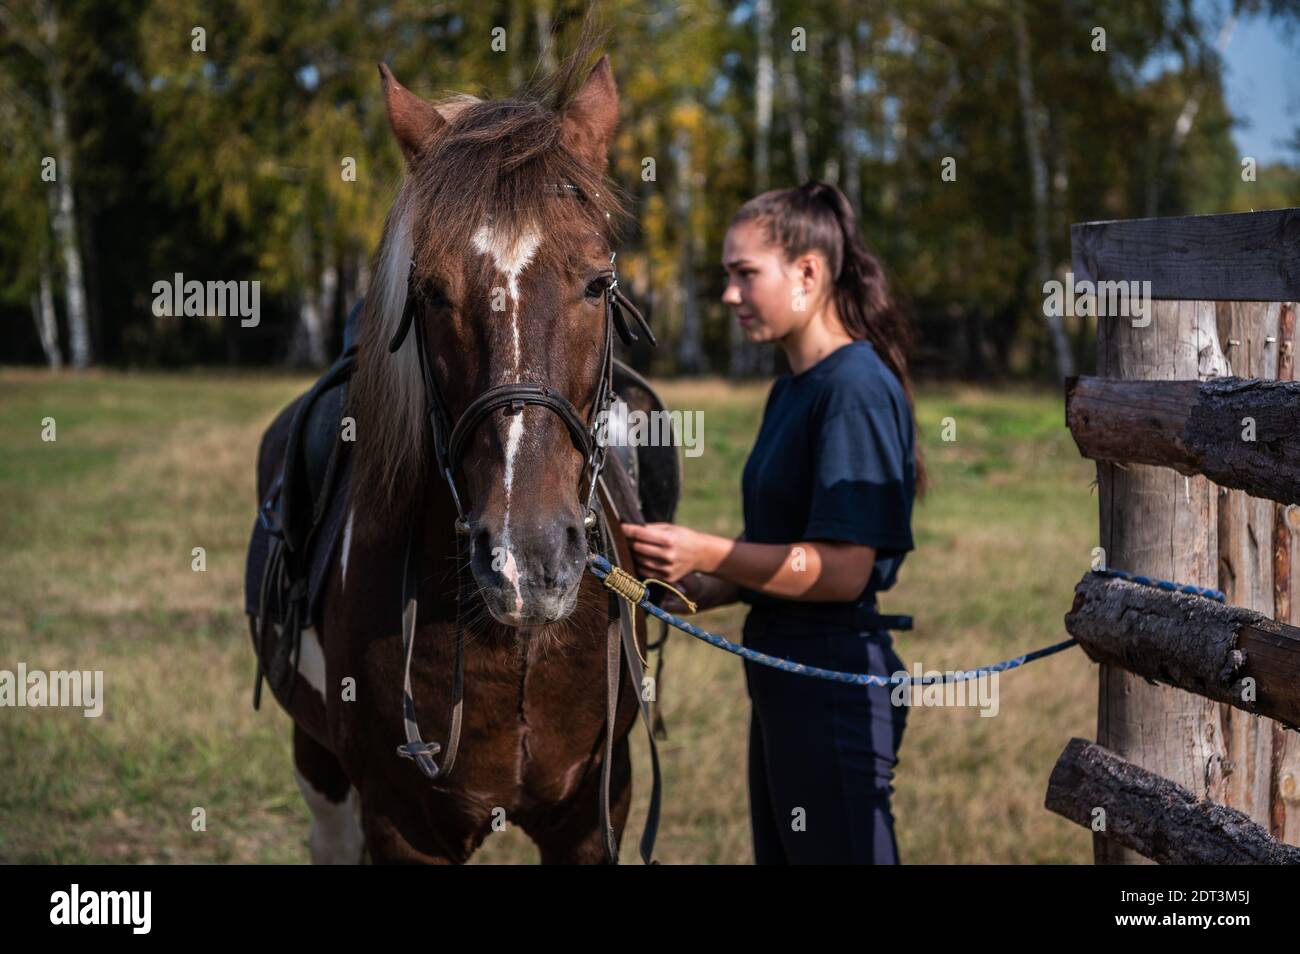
[731,180,927,497]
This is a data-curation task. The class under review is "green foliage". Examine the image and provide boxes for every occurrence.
[0,0,1293,372]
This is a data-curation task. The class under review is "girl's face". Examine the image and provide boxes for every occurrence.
[721,220,821,343]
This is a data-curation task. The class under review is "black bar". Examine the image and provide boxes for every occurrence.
[1070,207,1300,302]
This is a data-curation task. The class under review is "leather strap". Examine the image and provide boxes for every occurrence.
[449,382,593,468]
[596,483,663,865]
[598,596,621,863]
[411,309,457,482]
[395,514,464,779]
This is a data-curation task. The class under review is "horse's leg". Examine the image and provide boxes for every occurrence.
[529,734,633,865]
[292,723,365,864]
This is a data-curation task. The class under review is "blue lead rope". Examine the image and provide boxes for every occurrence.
[587,554,1078,687]
[1089,567,1226,603]
[587,556,1227,688]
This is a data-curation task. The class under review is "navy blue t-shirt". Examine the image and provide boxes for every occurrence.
[740,340,916,623]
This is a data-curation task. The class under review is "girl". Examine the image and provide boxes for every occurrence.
[623,180,925,864]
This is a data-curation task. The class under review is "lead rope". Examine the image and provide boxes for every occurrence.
[588,553,1080,686]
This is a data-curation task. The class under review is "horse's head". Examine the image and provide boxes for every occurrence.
[352,53,628,627]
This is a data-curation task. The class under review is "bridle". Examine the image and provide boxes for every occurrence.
[382,185,656,798]
[386,235,654,537]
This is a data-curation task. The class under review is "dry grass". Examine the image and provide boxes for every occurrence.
[0,369,1096,863]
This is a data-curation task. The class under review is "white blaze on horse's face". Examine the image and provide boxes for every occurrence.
[471,221,542,620]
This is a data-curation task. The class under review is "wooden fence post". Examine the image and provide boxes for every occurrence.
[1093,299,1227,865]
[1275,303,1300,842]
[1215,301,1280,828]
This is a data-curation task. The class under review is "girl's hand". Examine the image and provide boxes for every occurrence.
[621,522,709,583]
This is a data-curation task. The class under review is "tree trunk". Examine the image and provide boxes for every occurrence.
[754,0,774,192]
[671,118,706,375]
[780,44,810,183]
[320,261,338,355]
[534,1,555,74]
[39,0,91,368]
[31,250,62,369]
[507,0,526,92]
[294,278,329,368]
[836,34,861,215]
[288,232,329,367]
[1011,0,1072,380]
[1151,14,1236,214]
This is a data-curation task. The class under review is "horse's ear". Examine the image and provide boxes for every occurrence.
[561,55,619,172]
[379,63,447,165]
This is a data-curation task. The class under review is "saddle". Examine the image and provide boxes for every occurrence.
[602,360,680,525]
[244,346,356,706]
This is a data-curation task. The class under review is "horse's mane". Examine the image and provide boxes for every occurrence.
[350,38,630,538]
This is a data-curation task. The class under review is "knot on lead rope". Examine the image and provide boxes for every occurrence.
[600,563,698,615]
[597,561,697,671]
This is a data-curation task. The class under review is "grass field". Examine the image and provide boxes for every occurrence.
[0,367,1098,863]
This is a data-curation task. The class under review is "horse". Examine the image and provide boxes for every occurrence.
[247,48,666,864]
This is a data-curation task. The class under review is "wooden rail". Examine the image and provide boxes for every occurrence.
[1065,375,1300,506]
[1065,573,1300,730]
[1046,738,1300,864]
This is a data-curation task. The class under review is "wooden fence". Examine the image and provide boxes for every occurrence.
[1045,208,1300,864]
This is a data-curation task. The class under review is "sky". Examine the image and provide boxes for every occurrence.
[1219,9,1298,165]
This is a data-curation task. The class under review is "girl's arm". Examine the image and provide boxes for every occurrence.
[623,524,875,603]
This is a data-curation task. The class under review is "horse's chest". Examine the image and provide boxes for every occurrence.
[333,626,608,809]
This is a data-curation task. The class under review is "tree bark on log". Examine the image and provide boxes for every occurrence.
[1046,738,1300,864]
[1066,375,1300,506]
[1065,573,1300,730]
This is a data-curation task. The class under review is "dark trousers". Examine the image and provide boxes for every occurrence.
[742,611,908,864]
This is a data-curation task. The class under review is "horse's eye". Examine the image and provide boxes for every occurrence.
[585,276,612,300]
[415,282,448,308]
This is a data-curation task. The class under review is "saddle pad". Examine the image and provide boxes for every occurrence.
[244,453,353,628]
